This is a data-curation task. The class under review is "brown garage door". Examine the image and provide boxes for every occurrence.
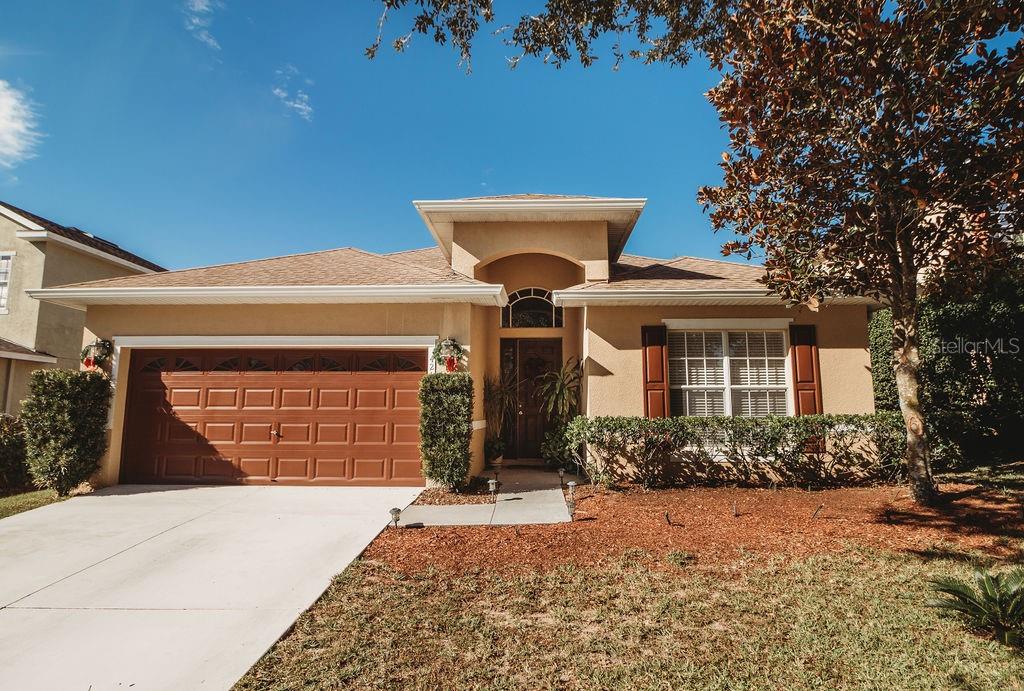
[121,349,426,486]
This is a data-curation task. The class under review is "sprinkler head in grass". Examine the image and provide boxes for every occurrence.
[389,507,401,528]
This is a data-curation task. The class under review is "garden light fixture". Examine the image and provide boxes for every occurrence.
[488,478,498,499]
[389,507,401,528]
[558,468,565,485]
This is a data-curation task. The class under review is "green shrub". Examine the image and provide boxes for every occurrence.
[867,270,1024,468]
[929,568,1024,647]
[868,308,899,412]
[0,414,29,491]
[564,413,905,488]
[418,372,474,489]
[21,369,113,496]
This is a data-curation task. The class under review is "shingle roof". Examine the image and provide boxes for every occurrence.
[0,201,165,272]
[56,247,485,290]
[385,247,454,272]
[569,254,767,291]
[0,337,54,359]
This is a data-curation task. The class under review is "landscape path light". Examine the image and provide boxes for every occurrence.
[389,507,401,528]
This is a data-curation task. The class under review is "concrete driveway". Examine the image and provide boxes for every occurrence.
[0,484,421,691]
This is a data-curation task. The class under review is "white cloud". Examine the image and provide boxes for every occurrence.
[183,0,222,50]
[272,65,313,122]
[0,80,41,169]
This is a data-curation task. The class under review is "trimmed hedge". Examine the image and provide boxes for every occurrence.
[21,369,113,496]
[0,414,29,491]
[418,372,474,488]
[564,413,905,488]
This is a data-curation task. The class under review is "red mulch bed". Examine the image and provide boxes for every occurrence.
[366,483,1023,573]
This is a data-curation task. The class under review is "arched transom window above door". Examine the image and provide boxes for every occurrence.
[501,288,564,328]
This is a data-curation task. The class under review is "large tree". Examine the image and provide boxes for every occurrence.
[370,1,1023,503]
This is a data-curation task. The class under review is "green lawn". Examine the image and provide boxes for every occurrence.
[0,489,61,519]
[237,548,1024,690]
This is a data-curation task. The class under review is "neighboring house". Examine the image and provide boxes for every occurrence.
[29,195,875,487]
[0,202,164,414]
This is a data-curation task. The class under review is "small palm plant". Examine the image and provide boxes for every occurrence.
[928,568,1024,647]
[534,357,582,426]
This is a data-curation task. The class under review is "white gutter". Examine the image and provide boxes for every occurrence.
[27,283,509,309]
[552,288,875,306]
[0,348,58,364]
[16,230,158,275]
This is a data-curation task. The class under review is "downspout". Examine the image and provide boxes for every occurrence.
[1,358,12,414]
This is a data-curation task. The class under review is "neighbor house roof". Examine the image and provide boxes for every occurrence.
[27,247,507,308]
[0,338,57,364]
[0,201,165,273]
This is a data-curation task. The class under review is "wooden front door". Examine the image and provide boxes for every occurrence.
[514,338,562,459]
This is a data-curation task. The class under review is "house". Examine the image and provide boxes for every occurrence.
[0,202,164,414]
[28,195,875,487]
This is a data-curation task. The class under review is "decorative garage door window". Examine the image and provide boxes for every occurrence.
[667,331,789,417]
[501,288,564,328]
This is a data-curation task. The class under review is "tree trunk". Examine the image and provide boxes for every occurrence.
[891,305,939,504]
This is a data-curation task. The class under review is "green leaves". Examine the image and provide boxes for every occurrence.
[419,373,475,489]
[565,412,905,488]
[929,568,1024,647]
[20,369,112,496]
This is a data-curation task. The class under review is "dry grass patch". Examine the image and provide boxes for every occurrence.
[0,489,61,520]
[237,548,1024,690]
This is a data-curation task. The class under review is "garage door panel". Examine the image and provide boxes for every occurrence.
[312,458,348,481]
[122,349,425,486]
[280,388,313,409]
[163,455,199,479]
[167,387,202,408]
[239,457,272,480]
[275,457,311,481]
[393,423,420,445]
[354,389,388,410]
[241,388,275,409]
[392,457,424,481]
[315,423,350,444]
[202,422,236,444]
[352,458,386,481]
[278,423,312,444]
[206,388,239,409]
[317,389,351,409]
[353,423,388,445]
[240,422,274,444]
[393,388,420,410]
[200,456,236,479]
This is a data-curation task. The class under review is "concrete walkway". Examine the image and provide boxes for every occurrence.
[399,468,573,526]
[0,484,421,691]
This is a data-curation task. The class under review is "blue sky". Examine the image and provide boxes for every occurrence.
[1,2,734,270]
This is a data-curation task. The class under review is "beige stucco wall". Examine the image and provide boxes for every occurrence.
[83,302,481,486]
[475,253,585,379]
[0,217,142,411]
[584,304,874,417]
[452,221,608,281]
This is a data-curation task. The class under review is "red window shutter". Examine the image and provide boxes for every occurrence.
[789,325,823,415]
[641,325,670,418]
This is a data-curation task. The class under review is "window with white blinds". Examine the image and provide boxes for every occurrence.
[667,330,790,417]
[0,254,12,312]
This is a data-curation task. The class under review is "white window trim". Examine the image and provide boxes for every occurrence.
[501,286,562,328]
[666,328,794,417]
[0,251,15,315]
